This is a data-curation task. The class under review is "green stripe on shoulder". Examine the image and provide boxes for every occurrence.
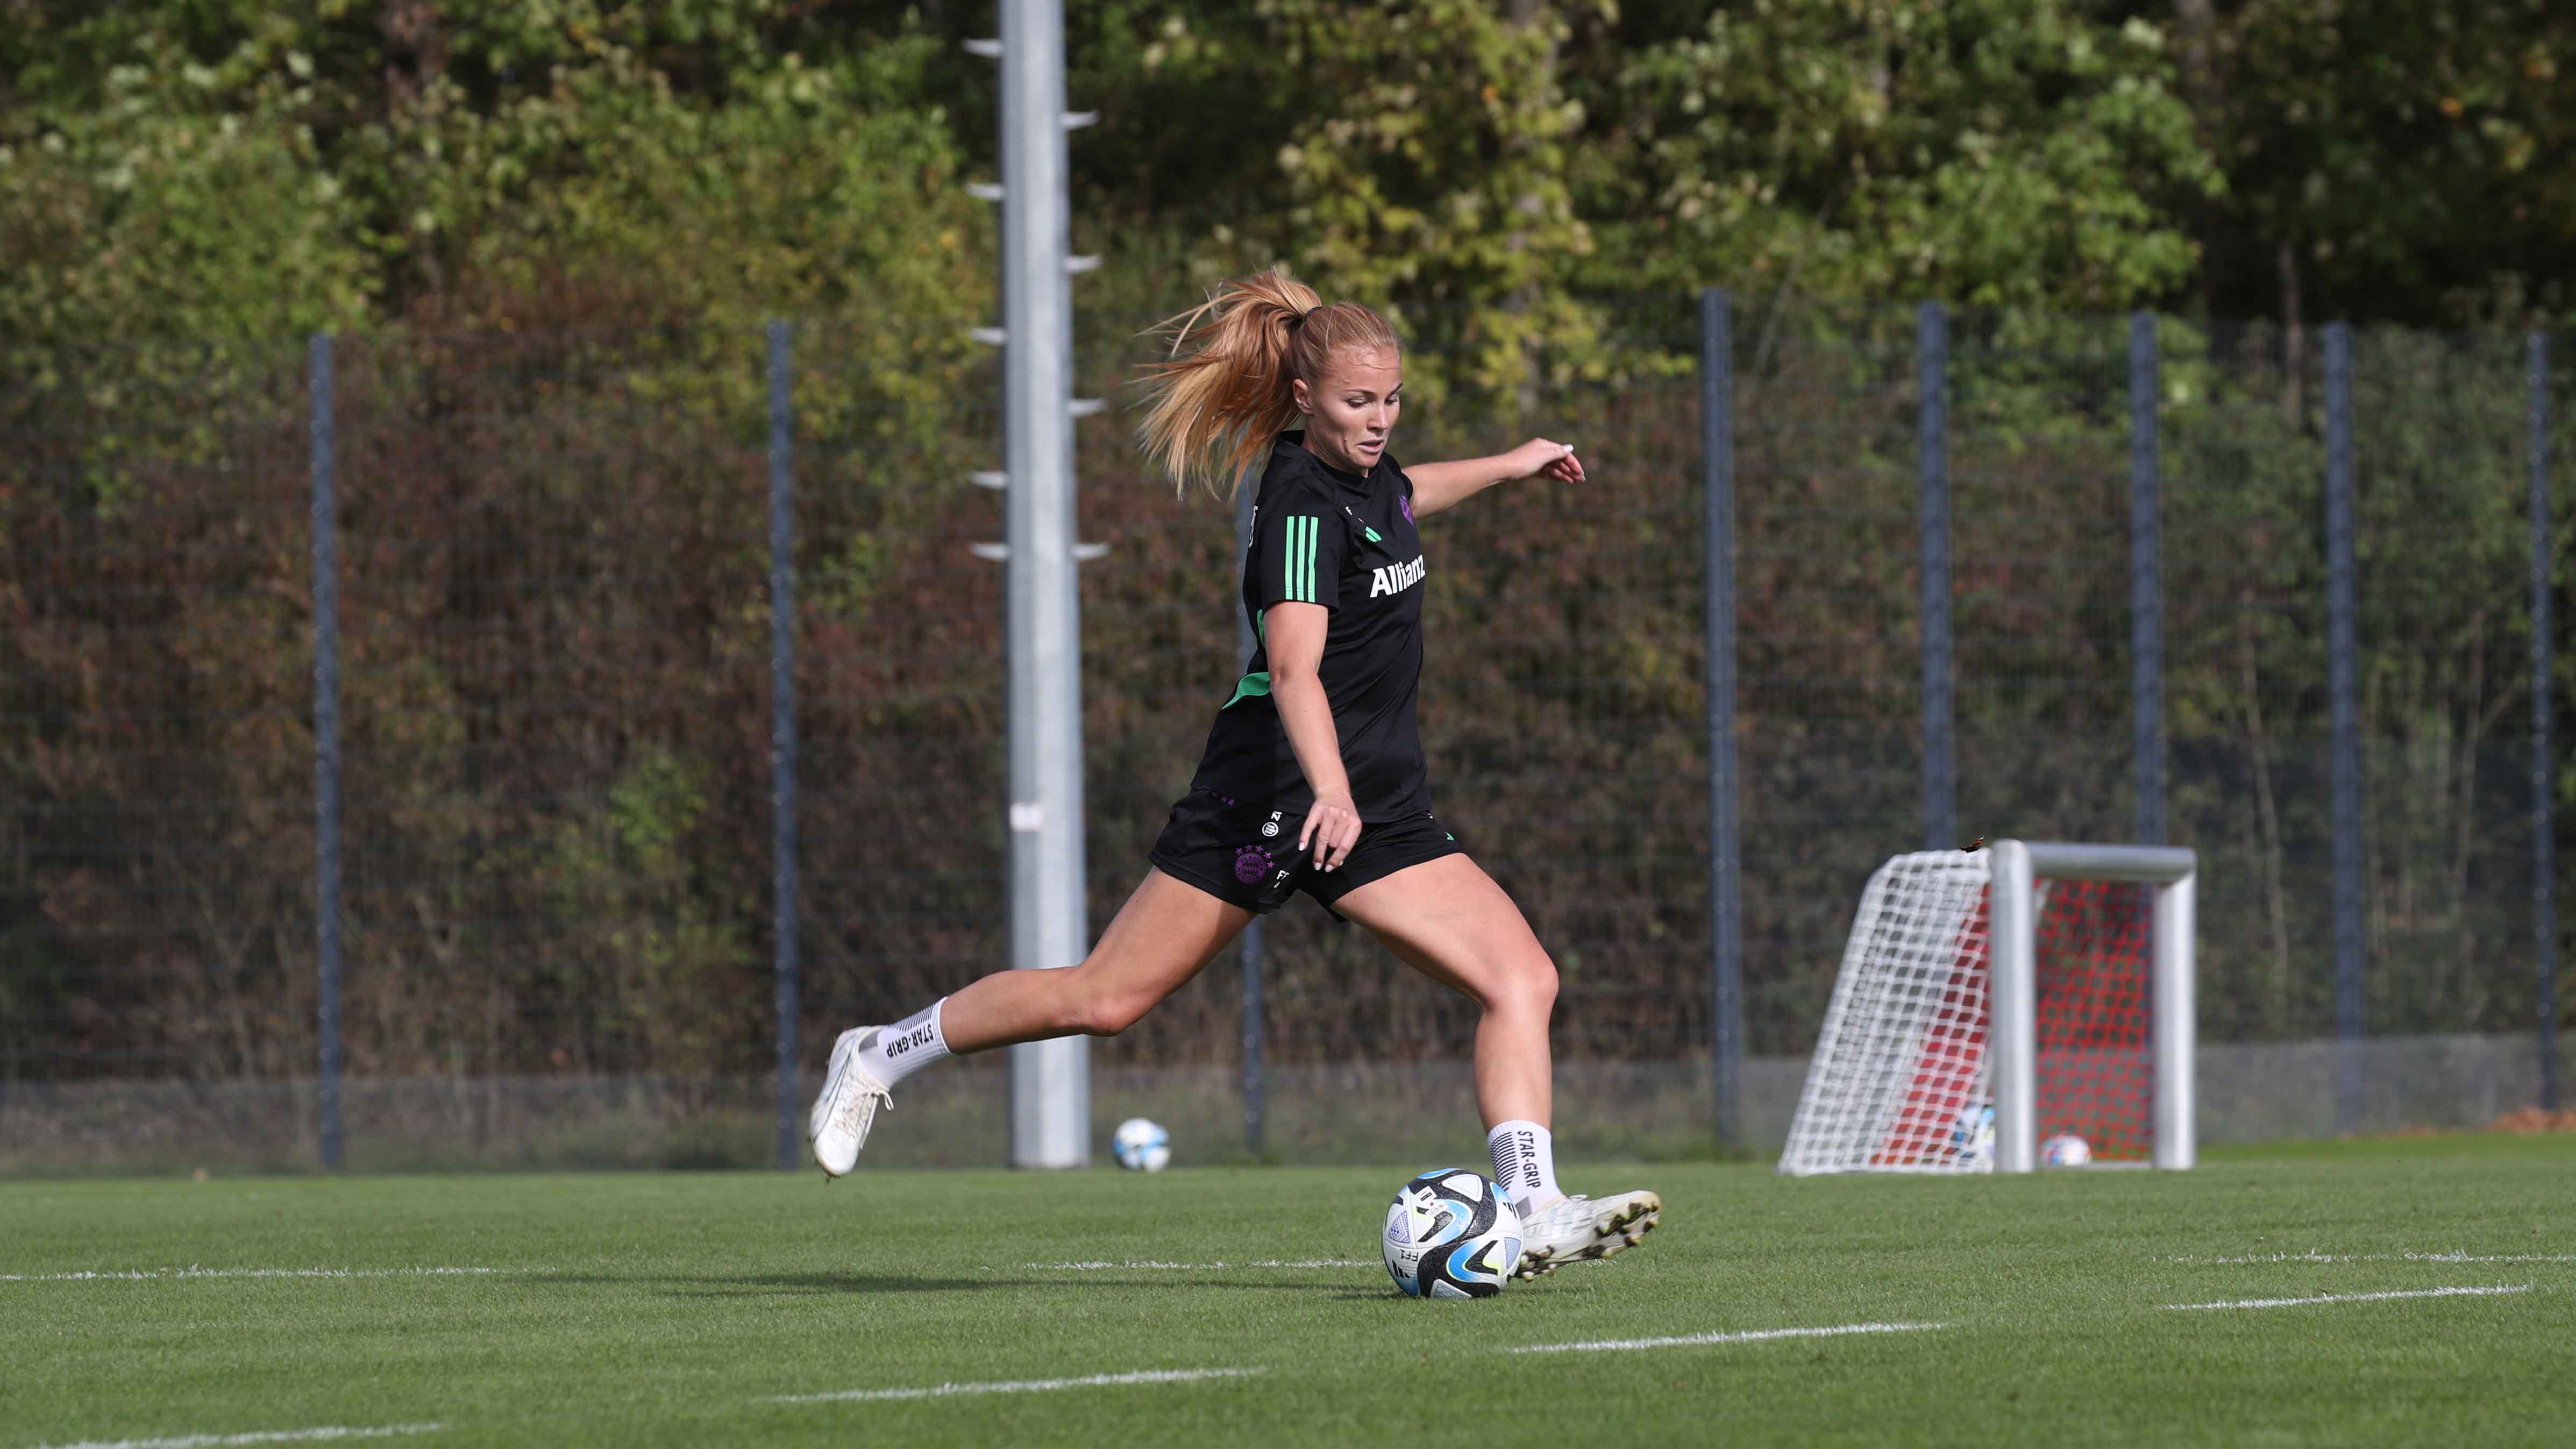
[1283,514,1317,602]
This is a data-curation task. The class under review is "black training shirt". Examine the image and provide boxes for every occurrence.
[1186,432,1433,821]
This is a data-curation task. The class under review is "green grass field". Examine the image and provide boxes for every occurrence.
[7,1136,2574,1447]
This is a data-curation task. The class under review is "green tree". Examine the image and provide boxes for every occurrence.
[1,40,377,347]
[1,1,990,347]
[2162,0,2576,329]
[1583,0,2220,314]
[1227,0,1608,402]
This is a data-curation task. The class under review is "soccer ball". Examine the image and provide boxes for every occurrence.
[1382,1168,1523,1299]
[1951,1103,1996,1167]
[2040,1133,2093,1167]
[1111,1117,1170,1172]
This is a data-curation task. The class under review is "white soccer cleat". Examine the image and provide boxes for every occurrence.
[808,1026,893,1178]
[1511,1189,1661,1278]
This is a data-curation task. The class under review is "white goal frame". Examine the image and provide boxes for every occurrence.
[1779,840,2197,1175]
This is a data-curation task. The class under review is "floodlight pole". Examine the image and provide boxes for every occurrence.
[988,0,1089,1168]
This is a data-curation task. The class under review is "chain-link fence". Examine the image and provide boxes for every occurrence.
[3,302,2568,1171]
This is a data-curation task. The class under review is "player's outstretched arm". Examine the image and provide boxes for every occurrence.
[1404,437,1585,519]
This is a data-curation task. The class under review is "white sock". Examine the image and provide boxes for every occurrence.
[859,999,950,1088]
[1487,1120,1563,1210]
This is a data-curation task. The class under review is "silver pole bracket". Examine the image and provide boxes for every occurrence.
[972,542,1111,562]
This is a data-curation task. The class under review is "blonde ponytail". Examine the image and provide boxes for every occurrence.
[1135,267,1401,500]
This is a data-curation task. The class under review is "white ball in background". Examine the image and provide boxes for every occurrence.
[2039,1133,2093,1167]
[1111,1117,1171,1172]
[1951,1103,1996,1167]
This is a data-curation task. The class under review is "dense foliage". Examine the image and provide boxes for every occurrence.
[3,5,2571,1093]
[5,2,2571,352]
[6,313,2567,1087]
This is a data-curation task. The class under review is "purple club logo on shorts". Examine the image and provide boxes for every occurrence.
[1233,845,1272,884]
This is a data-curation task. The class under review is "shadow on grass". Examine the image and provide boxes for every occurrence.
[544,1271,1363,1298]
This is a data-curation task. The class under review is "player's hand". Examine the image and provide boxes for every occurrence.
[1299,794,1363,872]
[1505,438,1584,486]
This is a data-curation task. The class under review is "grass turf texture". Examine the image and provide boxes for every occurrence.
[6,1135,2573,1447]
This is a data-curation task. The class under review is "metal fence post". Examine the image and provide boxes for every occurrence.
[1700,288,1744,1147]
[2130,314,2164,846]
[2534,330,2559,1113]
[1234,477,1266,1159]
[767,321,801,1170]
[309,332,344,1171]
[1918,302,1955,852]
[2324,321,2364,1133]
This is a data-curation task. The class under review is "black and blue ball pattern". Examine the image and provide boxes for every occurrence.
[1381,1167,1524,1299]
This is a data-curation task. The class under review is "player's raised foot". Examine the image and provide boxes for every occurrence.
[1512,1190,1661,1278]
[807,1026,893,1178]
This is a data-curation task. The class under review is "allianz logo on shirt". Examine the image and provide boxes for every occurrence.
[1368,556,1427,599]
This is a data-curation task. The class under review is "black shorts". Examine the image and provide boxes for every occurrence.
[1147,790,1466,917]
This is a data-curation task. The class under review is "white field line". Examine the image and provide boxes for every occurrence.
[32,1423,442,1449]
[1024,1259,1368,1271]
[1,1267,513,1283]
[2161,1283,2535,1311]
[1513,1321,1947,1355]
[2171,1251,2576,1266]
[770,1367,1262,1405]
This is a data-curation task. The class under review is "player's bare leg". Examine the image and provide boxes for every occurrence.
[1332,855,1555,1126]
[809,869,1248,1176]
[1333,854,1660,1276]
[939,869,1250,1049]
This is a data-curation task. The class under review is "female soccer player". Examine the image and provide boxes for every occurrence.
[809,268,1659,1276]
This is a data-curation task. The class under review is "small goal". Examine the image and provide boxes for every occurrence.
[1778,840,2196,1175]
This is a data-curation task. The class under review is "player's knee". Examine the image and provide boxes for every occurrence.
[1527,955,1560,1015]
[1081,994,1157,1037]
[1064,976,1158,1037]
[1490,953,1557,1021]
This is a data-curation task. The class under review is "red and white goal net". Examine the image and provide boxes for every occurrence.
[1778,844,2194,1175]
